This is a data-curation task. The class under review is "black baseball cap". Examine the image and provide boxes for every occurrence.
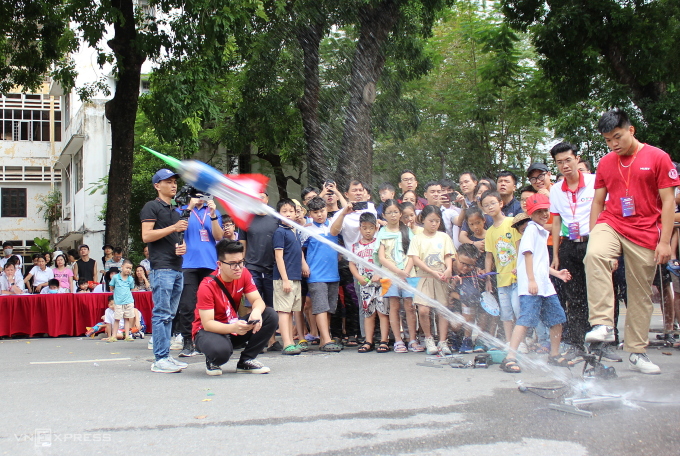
[527,163,549,176]
[102,244,114,250]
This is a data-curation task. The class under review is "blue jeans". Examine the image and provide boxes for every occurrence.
[516,294,567,328]
[498,283,520,322]
[150,269,184,361]
[250,270,274,307]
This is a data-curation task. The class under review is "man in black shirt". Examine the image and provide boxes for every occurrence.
[74,245,98,284]
[140,169,188,373]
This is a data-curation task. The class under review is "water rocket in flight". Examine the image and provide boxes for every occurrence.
[141,146,269,230]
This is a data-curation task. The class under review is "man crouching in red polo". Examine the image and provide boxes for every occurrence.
[193,239,278,376]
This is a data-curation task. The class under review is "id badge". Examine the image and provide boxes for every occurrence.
[568,222,580,240]
[621,196,636,217]
[199,229,210,242]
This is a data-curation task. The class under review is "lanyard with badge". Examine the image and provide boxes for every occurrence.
[617,145,641,217]
[566,185,581,240]
[192,206,210,242]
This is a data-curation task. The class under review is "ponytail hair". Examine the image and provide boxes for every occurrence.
[385,199,410,254]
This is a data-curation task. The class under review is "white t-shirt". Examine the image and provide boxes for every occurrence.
[28,266,54,286]
[330,202,378,247]
[0,254,22,270]
[104,308,125,329]
[0,271,26,293]
[442,206,461,248]
[549,172,596,237]
[517,221,556,297]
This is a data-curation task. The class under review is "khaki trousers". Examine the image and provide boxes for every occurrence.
[584,223,656,353]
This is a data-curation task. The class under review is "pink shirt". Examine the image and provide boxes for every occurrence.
[52,267,74,290]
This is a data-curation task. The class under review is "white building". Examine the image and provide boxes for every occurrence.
[0,82,62,268]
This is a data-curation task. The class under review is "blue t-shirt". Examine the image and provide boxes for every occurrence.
[178,204,221,269]
[303,220,340,283]
[110,273,135,305]
[272,225,302,281]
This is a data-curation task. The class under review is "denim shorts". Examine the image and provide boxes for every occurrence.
[516,294,567,328]
[383,281,414,299]
[497,283,520,322]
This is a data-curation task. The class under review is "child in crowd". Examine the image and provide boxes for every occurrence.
[24,254,54,293]
[133,265,151,291]
[465,207,487,268]
[350,212,389,353]
[407,205,457,355]
[483,191,521,345]
[273,198,309,355]
[106,259,136,342]
[40,278,67,294]
[376,182,396,221]
[501,194,572,373]
[0,261,25,295]
[76,279,91,293]
[86,297,121,338]
[377,199,422,353]
[52,254,74,292]
[303,197,342,352]
[290,198,311,346]
[221,214,239,241]
[400,201,422,235]
[450,244,485,353]
[401,190,418,206]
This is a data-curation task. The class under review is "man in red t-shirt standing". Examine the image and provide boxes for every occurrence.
[584,109,679,375]
[193,240,278,376]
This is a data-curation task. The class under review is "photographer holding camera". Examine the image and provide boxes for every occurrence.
[318,180,347,218]
[174,186,224,358]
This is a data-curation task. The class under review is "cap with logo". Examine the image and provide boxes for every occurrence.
[526,193,551,215]
[152,169,180,185]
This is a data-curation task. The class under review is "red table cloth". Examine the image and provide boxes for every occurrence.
[0,292,154,337]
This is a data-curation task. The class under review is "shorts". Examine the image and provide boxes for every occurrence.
[273,280,302,312]
[413,277,450,307]
[114,304,135,320]
[383,280,414,299]
[497,283,520,322]
[308,281,340,315]
[358,284,388,318]
[516,294,566,328]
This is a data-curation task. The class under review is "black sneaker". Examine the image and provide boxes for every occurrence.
[205,359,222,376]
[592,344,622,362]
[267,341,283,352]
[179,339,198,357]
[236,358,270,374]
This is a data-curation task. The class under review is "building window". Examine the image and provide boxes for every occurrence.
[0,93,61,142]
[1,188,27,217]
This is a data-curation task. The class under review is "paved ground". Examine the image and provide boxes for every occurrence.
[2,325,679,456]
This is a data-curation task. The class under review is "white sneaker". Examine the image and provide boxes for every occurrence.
[518,342,529,354]
[147,335,153,350]
[629,353,661,375]
[424,337,438,355]
[170,334,183,350]
[437,341,452,355]
[151,357,181,373]
[168,355,188,369]
[585,325,615,343]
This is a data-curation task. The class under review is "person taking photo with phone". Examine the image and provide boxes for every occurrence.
[192,240,278,376]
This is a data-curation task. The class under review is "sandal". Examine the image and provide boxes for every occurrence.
[282,344,302,355]
[548,355,574,367]
[393,341,408,353]
[297,340,309,352]
[376,341,390,353]
[534,345,550,354]
[345,336,359,348]
[320,342,343,352]
[500,358,521,373]
[667,259,680,277]
[358,342,374,353]
[408,340,425,352]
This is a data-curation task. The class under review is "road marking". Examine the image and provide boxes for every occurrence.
[30,358,131,365]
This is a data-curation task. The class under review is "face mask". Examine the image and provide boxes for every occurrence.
[48,289,59,294]
[3,249,12,256]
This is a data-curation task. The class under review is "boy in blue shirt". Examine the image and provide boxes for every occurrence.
[273,198,310,355]
[303,197,342,352]
[107,259,136,342]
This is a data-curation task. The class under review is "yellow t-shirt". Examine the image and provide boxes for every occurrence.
[484,217,521,287]
[407,231,456,278]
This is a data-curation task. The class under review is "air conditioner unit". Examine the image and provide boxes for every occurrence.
[63,205,71,220]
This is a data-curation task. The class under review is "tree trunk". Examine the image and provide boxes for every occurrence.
[104,0,146,253]
[336,0,400,192]
[297,20,326,189]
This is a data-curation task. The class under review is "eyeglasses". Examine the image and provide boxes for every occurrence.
[223,223,235,227]
[219,260,245,270]
[555,157,575,167]
[401,177,416,182]
[482,200,499,209]
[528,172,548,183]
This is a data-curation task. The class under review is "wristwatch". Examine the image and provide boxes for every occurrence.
[210,216,218,221]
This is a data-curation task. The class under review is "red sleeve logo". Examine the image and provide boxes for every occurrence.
[670,169,678,179]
